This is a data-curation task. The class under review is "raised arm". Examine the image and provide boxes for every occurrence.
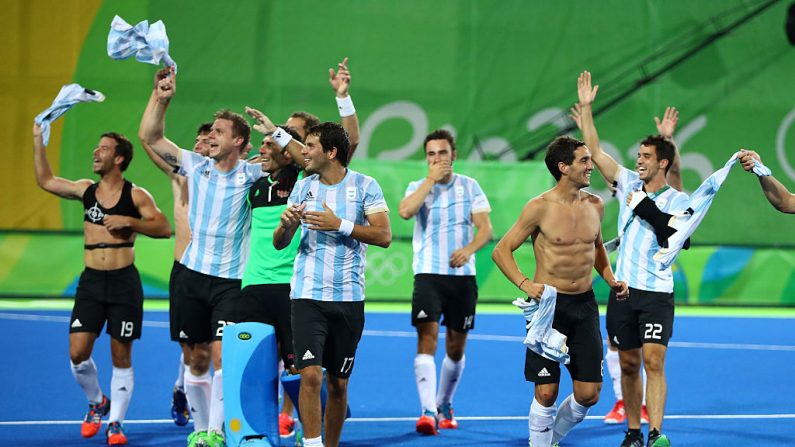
[491,199,545,300]
[139,67,182,168]
[398,161,450,219]
[245,106,306,169]
[656,106,683,191]
[329,57,360,158]
[32,123,91,200]
[577,71,620,183]
[740,150,795,214]
[450,212,493,267]
[103,187,172,238]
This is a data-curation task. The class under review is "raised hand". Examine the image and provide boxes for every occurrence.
[577,70,599,106]
[244,106,277,135]
[329,57,351,98]
[155,66,176,102]
[304,202,343,232]
[655,107,679,138]
[569,103,583,130]
[427,159,451,182]
[739,149,761,172]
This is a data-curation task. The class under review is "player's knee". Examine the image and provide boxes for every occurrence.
[535,389,558,407]
[326,376,348,399]
[619,354,642,374]
[643,352,666,373]
[574,392,599,407]
[300,367,323,391]
[189,344,211,372]
[69,348,90,364]
[110,351,131,368]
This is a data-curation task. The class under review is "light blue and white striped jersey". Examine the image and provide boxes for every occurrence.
[288,169,389,302]
[614,167,689,293]
[405,174,491,276]
[179,149,263,279]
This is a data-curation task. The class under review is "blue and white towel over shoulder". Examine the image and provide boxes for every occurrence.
[513,285,569,364]
[654,152,750,269]
[34,84,105,147]
[107,15,177,71]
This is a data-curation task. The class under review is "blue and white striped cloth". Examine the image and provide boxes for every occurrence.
[614,167,690,293]
[34,84,105,147]
[179,149,264,279]
[107,15,177,71]
[405,174,491,276]
[513,286,569,364]
[289,169,389,302]
[654,152,745,269]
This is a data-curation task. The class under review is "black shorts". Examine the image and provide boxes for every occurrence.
[70,265,143,342]
[239,284,294,368]
[411,274,477,332]
[291,299,365,379]
[606,287,675,350]
[174,267,242,344]
[168,261,188,342]
[525,290,603,384]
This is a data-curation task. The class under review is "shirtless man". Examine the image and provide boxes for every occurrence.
[492,136,628,447]
[33,123,170,445]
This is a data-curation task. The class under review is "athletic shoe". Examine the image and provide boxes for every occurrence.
[620,430,644,447]
[640,405,649,425]
[437,403,458,429]
[204,431,226,447]
[647,429,670,447]
[187,431,206,447]
[81,395,111,438]
[279,413,295,437]
[172,386,190,426]
[106,421,128,445]
[415,410,438,435]
[604,399,626,424]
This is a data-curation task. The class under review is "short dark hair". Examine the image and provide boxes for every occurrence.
[196,122,213,135]
[423,129,456,153]
[640,135,676,174]
[290,111,321,136]
[307,122,350,167]
[545,136,585,181]
[214,109,251,150]
[101,132,133,172]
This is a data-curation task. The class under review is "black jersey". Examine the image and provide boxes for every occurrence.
[83,180,141,225]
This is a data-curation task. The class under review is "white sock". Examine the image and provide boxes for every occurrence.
[414,354,437,414]
[529,398,556,447]
[70,358,103,404]
[175,353,186,390]
[642,367,648,405]
[303,436,323,447]
[185,369,212,431]
[108,367,134,423]
[436,354,465,408]
[551,394,590,444]
[606,349,622,400]
[208,369,224,434]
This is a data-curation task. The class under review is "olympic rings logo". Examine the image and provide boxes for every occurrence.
[365,250,410,285]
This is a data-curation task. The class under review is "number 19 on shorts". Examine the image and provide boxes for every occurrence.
[120,321,134,338]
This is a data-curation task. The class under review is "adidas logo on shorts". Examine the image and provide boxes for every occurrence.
[302,350,315,361]
[71,319,83,328]
[538,367,551,377]
[416,310,428,319]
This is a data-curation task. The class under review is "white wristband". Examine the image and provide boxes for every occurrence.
[336,95,356,117]
[338,219,354,236]
[272,127,293,148]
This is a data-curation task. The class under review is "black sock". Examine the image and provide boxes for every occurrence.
[649,428,660,438]
[628,428,642,438]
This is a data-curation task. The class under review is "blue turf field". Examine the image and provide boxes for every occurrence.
[1,309,794,446]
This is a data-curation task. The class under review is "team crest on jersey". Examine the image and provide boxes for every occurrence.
[346,187,357,201]
[455,185,464,197]
[85,203,104,223]
[236,172,246,185]
[656,198,668,208]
